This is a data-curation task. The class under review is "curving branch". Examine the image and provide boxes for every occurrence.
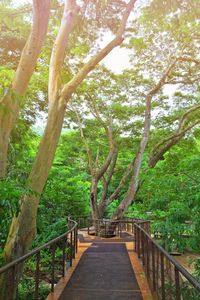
[85,91,117,179]
[177,57,200,65]
[86,92,109,136]
[149,103,200,168]
[108,159,134,204]
[60,0,137,103]
[95,118,116,181]
[165,77,200,85]
[111,59,178,220]
[0,0,50,178]
[12,0,50,95]
[49,0,79,105]
[70,105,94,175]
[98,148,118,217]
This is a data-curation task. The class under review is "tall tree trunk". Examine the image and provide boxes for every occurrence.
[110,60,177,222]
[0,0,50,178]
[0,99,68,300]
[98,148,118,218]
[0,0,136,297]
[90,178,100,219]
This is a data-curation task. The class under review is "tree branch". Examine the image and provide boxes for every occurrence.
[60,0,137,103]
[12,0,50,95]
[108,159,134,203]
[0,0,50,178]
[149,103,200,168]
[165,77,200,85]
[111,58,178,220]
[48,0,79,104]
[177,57,200,65]
[70,105,94,175]
[98,148,118,216]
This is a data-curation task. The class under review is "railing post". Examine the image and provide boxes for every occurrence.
[76,226,78,253]
[70,231,73,267]
[35,251,40,300]
[87,218,90,235]
[119,221,122,238]
[156,247,159,292]
[73,229,76,258]
[117,222,119,236]
[12,264,17,300]
[160,252,165,300]
[175,267,181,300]
[146,236,150,278]
[152,242,156,291]
[51,244,56,293]
[134,224,137,252]
[62,238,66,277]
[148,221,150,234]
[138,227,141,258]
[141,231,145,265]
[143,231,146,266]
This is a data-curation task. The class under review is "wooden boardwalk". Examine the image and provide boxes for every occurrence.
[46,231,153,300]
[59,242,142,300]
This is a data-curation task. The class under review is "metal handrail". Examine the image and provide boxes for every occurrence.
[135,222,200,299]
[0,219,77,274]
[0,219,78,299]
[87,217,151,237]
[87,217,200,298]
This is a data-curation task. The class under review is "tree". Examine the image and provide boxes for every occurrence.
[66,66,144,221]
[108,0,200,222]
[0,0,50,178]
[0,0,136,298]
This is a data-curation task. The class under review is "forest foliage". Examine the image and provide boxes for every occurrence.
[0,0,200,288]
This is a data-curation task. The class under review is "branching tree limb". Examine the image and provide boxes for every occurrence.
[71,102,117,218]
[98,147,118,217]
[60,0,137,103]
[111,59,177,220]
[177,57,200,65]
[165,77,200,85]
[0,0,50,178]
[70,105,94,175]
[108,159,135,204]
[149,103,200,168]
[0,1,137,295]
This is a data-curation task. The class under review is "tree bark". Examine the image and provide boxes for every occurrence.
[98,148,118,218]
[0,0,50,178]
[0,0,136,297]
[108,159,134,204]
[110,60,177,222]
[149,104,200,168]
[0,99,68,299]
[89,143,117,220]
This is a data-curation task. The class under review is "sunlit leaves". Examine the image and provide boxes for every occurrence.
[129,37,147,51]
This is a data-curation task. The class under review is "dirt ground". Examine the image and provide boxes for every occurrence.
[174,252,200,274]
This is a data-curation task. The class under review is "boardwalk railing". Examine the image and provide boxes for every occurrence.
[0,219,78,300]
[87,217,151,237]
[134,221,200,300]
[87,217,200,299]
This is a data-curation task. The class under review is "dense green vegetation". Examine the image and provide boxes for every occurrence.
[0,0,200,298]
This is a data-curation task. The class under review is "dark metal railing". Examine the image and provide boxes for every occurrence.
[0,219,78,300]
[71,215,90,229]
[87,218,151,238]
[134,221,200,300]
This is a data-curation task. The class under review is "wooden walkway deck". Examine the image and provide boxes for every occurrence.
[46,230,153,300]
